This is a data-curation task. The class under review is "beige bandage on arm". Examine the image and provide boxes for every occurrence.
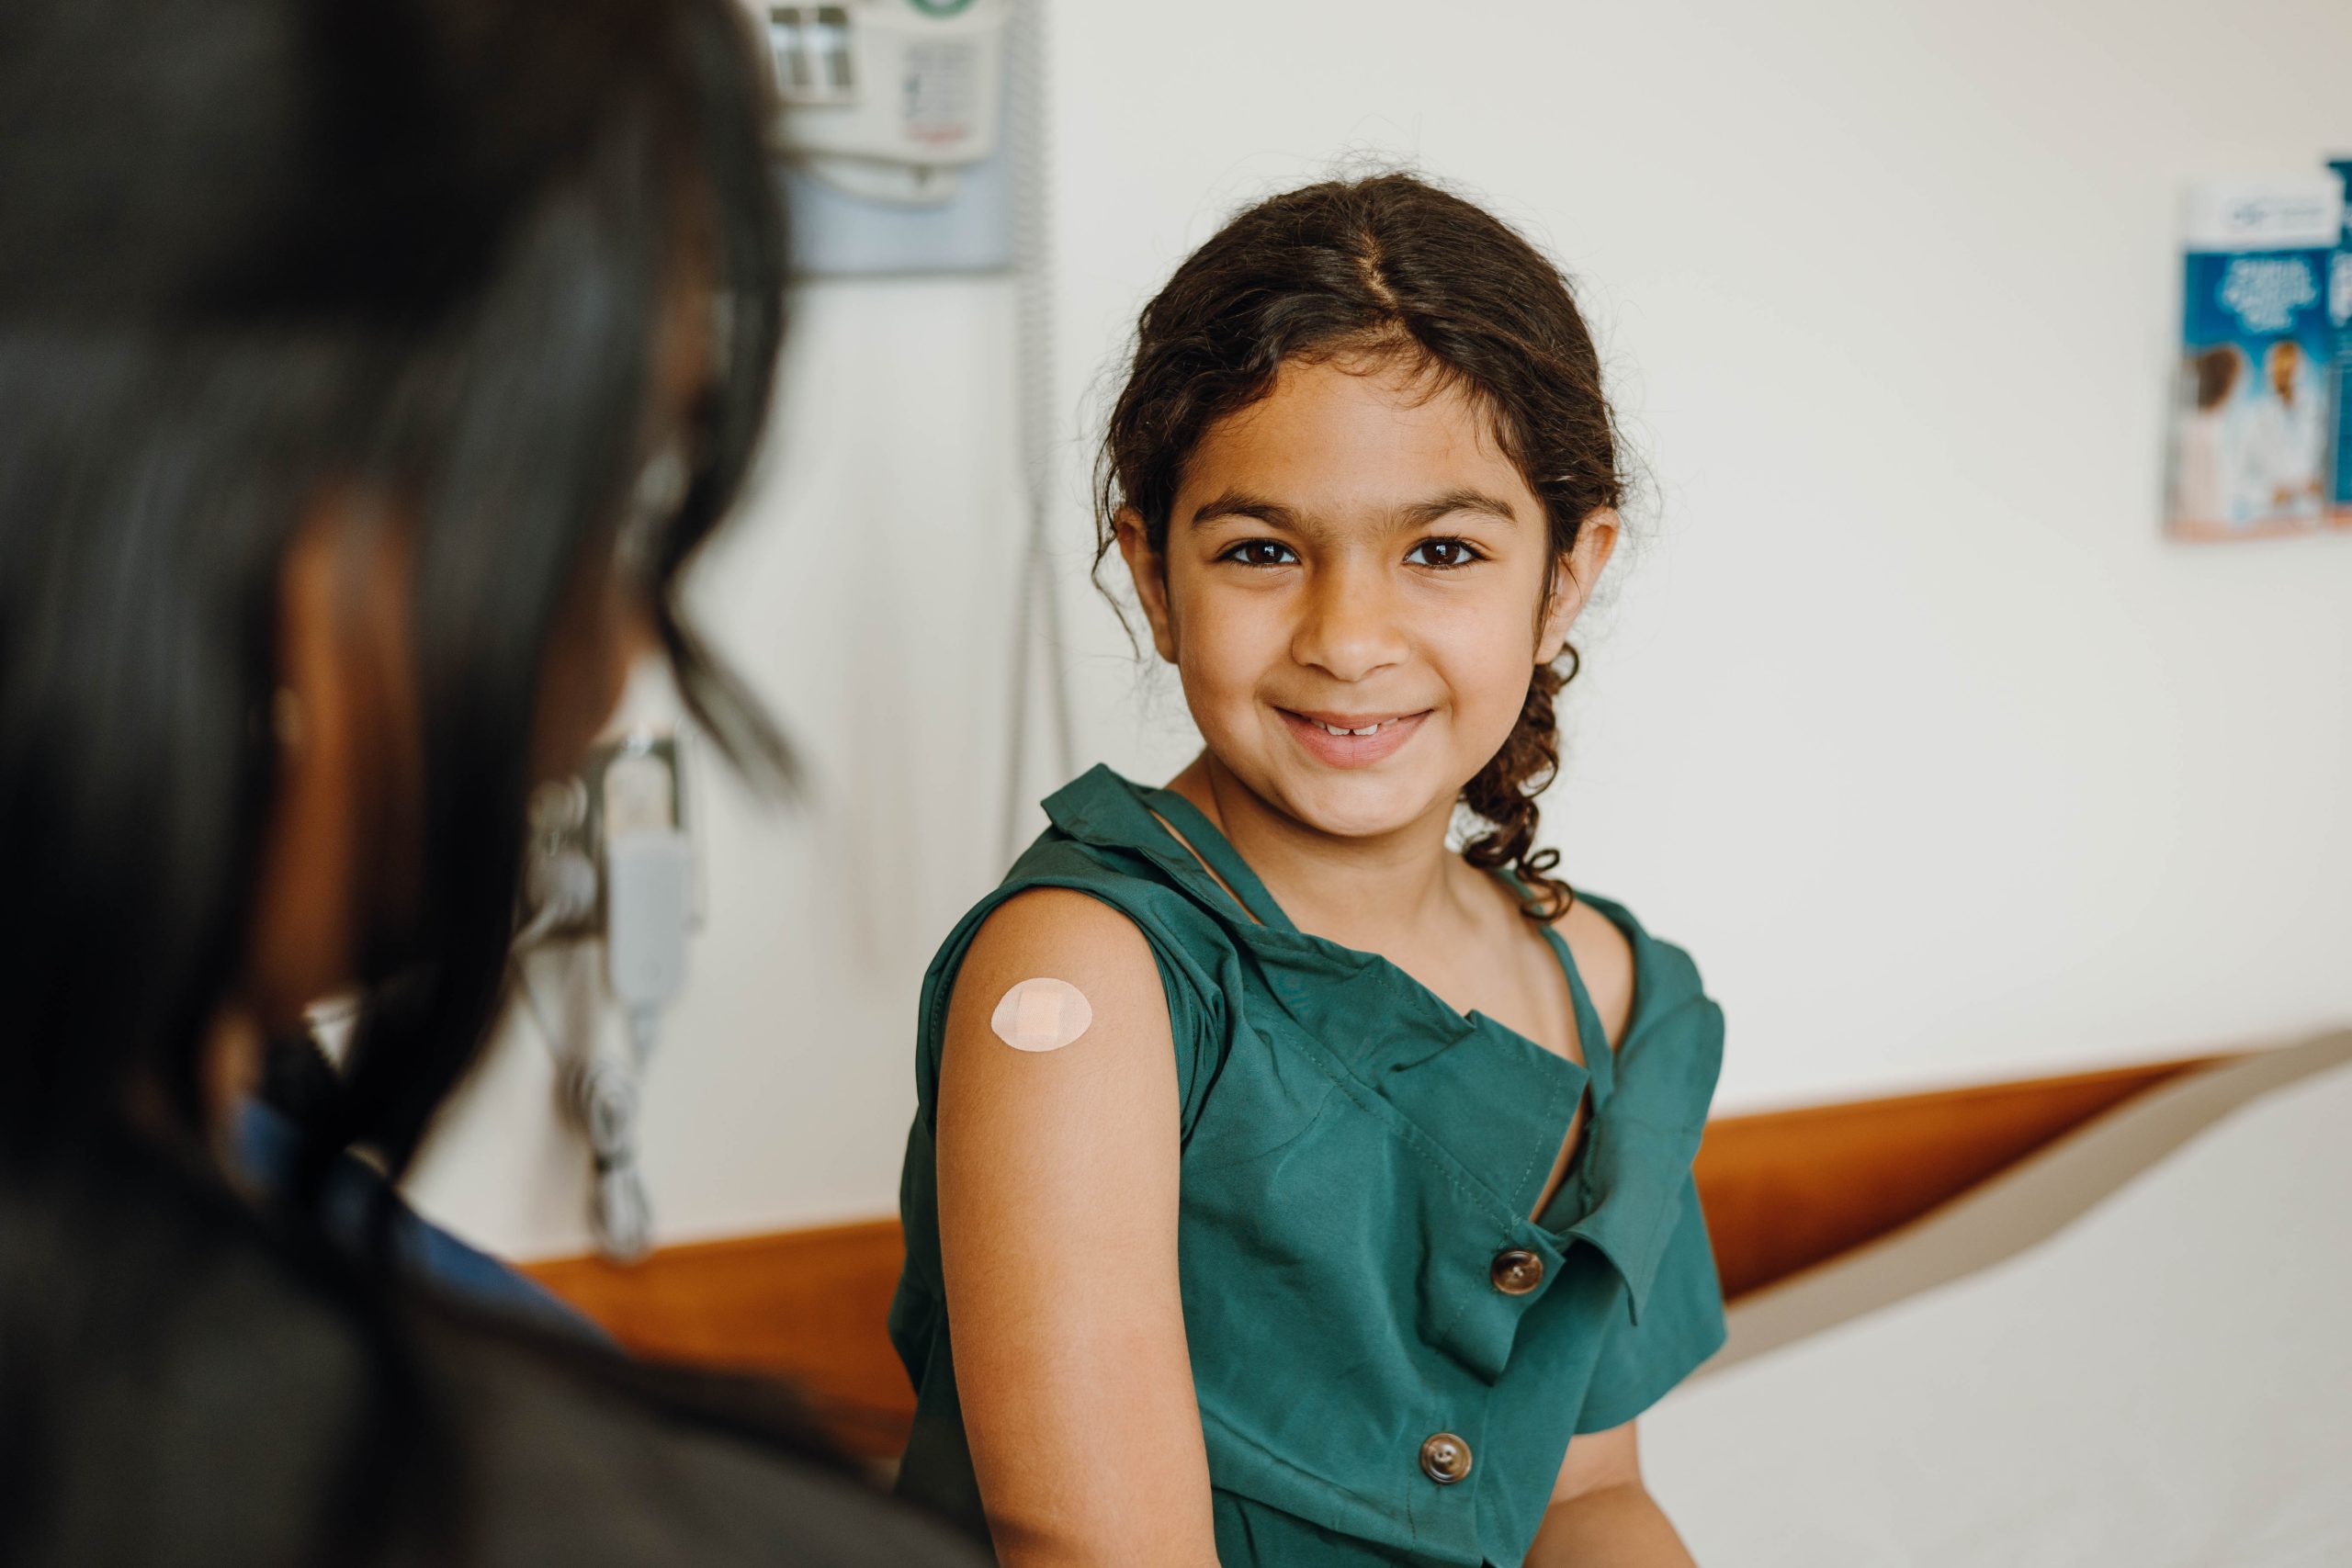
[989,976,1094,1053]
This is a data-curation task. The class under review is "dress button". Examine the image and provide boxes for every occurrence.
[1419,1431,1473,1485]
[1489,1247,1544,1295]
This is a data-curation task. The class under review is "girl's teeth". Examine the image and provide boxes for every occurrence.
[1317,720,1386,736]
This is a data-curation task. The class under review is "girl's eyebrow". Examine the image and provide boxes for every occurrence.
[1188,487,1521,533]
[1189,491,1303,530]
[1397,488,1520,527]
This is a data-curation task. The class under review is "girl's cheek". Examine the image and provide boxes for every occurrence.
[1178,583,1270,686]
[1434,612,1535,744]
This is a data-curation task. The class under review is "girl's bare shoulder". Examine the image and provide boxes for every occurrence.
[1553,895,1634,1048]
[946,886,1174,1049]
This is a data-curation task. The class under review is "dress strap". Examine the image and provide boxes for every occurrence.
[1541,921,1616,1108]
[1133,784,1301,935]
[1500,868,1617,1109]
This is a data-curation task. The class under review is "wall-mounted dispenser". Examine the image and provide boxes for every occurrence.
[752,0,1016,275]
[763,0,1009,204]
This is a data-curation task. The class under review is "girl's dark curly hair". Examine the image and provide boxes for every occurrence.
[1093,172,1624,920]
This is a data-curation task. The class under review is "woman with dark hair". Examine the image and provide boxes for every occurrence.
[891,174,1725,1564]
[0,0,977,1562]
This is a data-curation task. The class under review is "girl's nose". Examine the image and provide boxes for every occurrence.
[1290,557,1406,683]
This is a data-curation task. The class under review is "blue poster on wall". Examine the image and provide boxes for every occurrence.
[2327,158,2352,522]
[2167,177,2345,542]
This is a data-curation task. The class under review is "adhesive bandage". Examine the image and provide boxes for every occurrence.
[989,976,1094,1053]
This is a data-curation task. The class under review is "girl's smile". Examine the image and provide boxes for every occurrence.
[1275,705,1431,768]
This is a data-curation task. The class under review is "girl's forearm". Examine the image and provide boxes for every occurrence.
[1523,1483,1698,1568]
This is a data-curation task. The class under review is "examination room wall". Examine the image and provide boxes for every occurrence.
[405,0,2352,1260]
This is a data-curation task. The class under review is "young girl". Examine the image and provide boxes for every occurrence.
[890,174,1725,1567]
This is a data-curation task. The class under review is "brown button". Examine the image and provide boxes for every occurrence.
[1419,1431,1473,1485]
[1489,1247,1544,1295]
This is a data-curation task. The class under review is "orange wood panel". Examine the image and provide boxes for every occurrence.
[1692,1055,2220,1301]
[525,1053,2225,1458]
[525,1218,913,1459]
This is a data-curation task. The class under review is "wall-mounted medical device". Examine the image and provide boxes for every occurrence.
[515,733,695,1261]
[761,0,1009,205]
[751,0,1016,275]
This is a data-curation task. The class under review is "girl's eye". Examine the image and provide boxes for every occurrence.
[1219,539,1298,568]
[1406,537,1486,569]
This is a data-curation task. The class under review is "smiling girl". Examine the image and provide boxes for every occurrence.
[889,174,1725,1567]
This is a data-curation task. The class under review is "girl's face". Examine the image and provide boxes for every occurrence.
[1120,355,1616,841]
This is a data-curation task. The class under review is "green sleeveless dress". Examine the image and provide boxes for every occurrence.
[889,764,1726,1566]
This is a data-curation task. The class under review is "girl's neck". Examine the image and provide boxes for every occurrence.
[1165,750,1476,949]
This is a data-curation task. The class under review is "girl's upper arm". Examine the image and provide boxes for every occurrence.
[933,886,1218,1568]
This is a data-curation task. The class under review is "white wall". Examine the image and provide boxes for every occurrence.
[407,0,2352,1259]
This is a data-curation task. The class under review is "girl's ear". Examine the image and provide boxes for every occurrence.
[1535,508,1620,663]
[1114,508,1180,662]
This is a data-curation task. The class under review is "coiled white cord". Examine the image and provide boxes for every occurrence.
[511,776,691,1264]
[571,1053,654,1262]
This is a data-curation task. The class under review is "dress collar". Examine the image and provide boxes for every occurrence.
[1041,762,1719,1322]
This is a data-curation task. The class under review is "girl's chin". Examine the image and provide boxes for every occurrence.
[1260,765,1455,841]
[1203,717,1476,840]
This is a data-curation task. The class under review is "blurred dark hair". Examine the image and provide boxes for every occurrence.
[1093,173,1624,919]
[2191,344,2241,411]
[0,0,797,1556]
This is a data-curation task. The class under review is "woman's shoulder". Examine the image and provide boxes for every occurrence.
[28,1177,980,1567]
[435,1321,987,1566]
